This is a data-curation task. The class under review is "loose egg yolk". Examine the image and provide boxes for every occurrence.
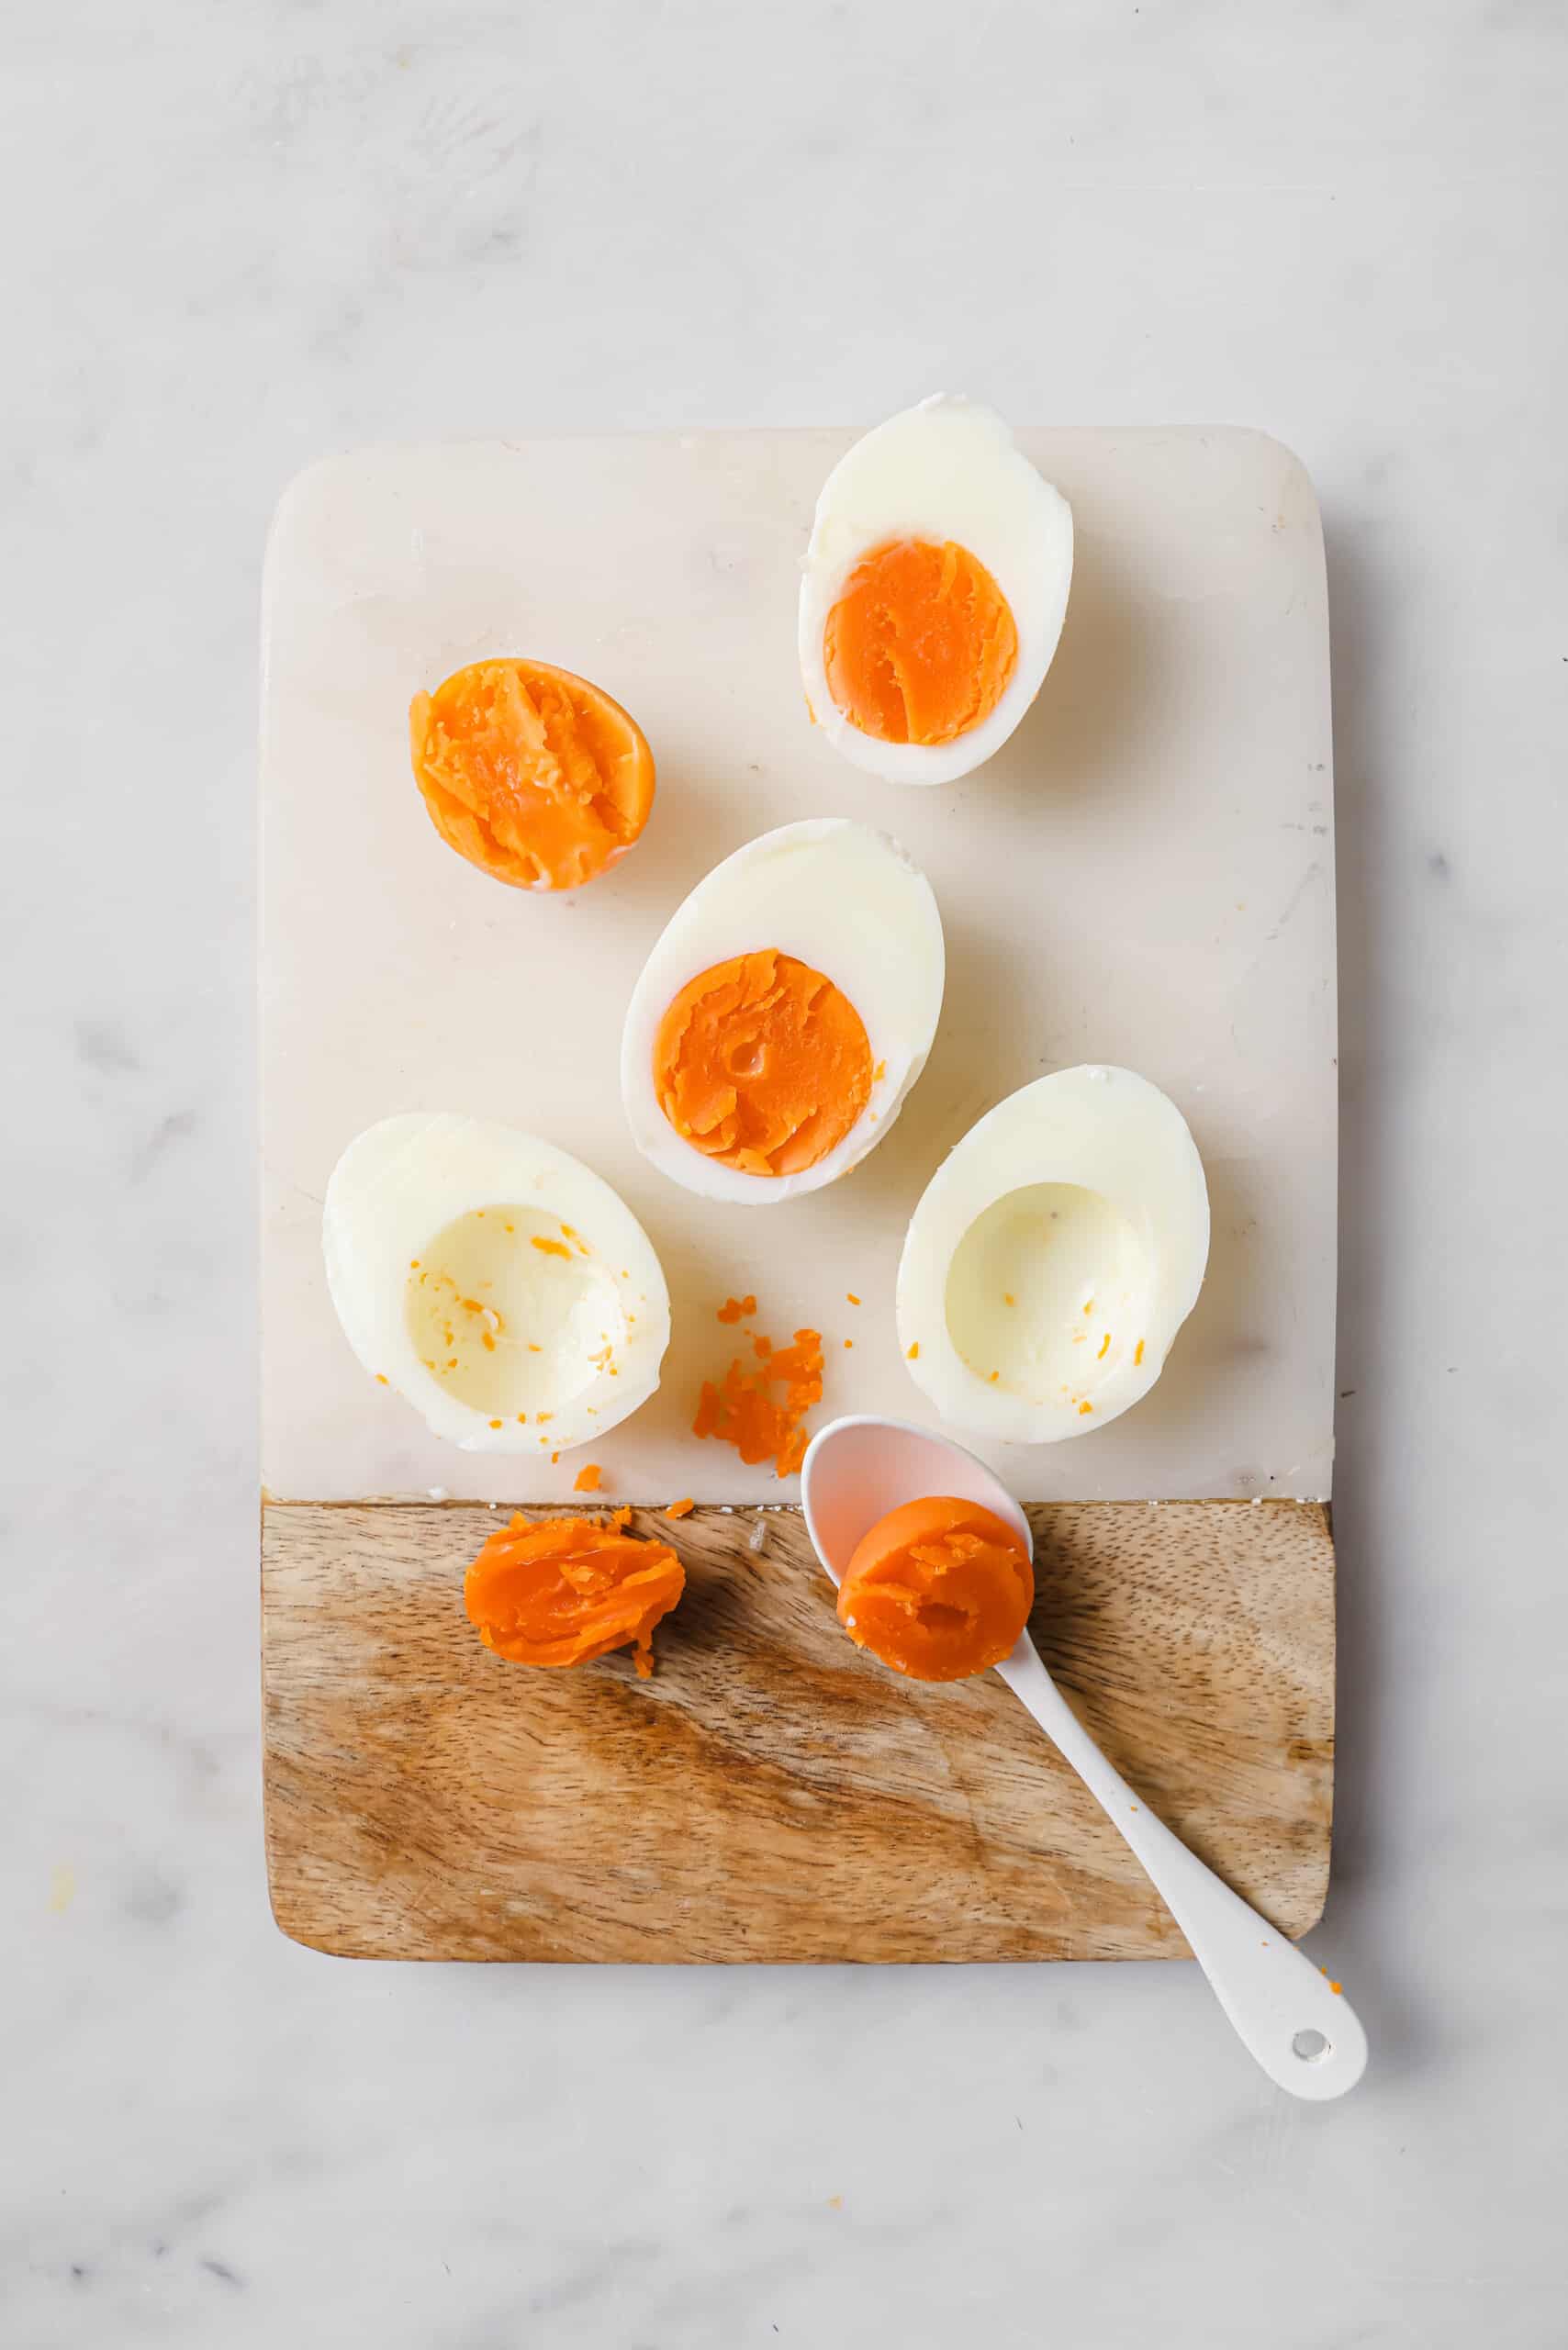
[654,950,872,1178]
[823,539,1019,745]
[835,1495,1034,1682]
[410,658,655,892]
[692,1321,823,1479]
[464,1514,685,1677]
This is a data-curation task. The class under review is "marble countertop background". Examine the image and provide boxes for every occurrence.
[4,4,1565,2344]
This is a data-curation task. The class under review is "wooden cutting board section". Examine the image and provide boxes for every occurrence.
[263,1499,1333,1962]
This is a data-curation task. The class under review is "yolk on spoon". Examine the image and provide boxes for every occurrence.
[654,950,871,1178]
[823,538,1018,746]
[835,1494,1033,1682]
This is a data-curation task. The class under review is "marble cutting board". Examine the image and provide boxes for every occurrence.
[259,425,1337,1963]
[260,425,1336,1509]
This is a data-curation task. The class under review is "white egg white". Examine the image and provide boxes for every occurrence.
[799,396,1073,787]
[896,1067,1209,1442]
[621,818,944,1204]
[323,1113,670,1453]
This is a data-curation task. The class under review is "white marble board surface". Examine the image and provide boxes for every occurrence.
[261,427,1334,1503]
[17,6,1568,2342]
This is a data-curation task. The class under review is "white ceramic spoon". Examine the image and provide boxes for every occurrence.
[801,1414,1368,2102]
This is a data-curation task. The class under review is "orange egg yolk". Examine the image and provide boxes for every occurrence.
[463,1514,684,1677]
[823,538,1019,745]
[410,657,655,892]
[654,950,872,1178]
[836,1494,1034,1682]
[693,1318,823,1479]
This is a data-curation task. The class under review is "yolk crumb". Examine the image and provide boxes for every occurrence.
[1097,1333,1111,1360]
[1078,1401,1093,1416]
[409,657,655,892]
[823,539,1018,745]
[846,1292,861,1306]
[836,1495,1034,1682]
[693,1315,823,1479]
[375,1373,389,1386]
[655,951,871,1178]
[666,1497,696,1519]
[1134,1339,1146,1366]
[488,1418,504,1429]
[464,1513,684,1677]
[610,1505,633,1528]
[718,1294,757,1324]
[906,1341,920,1360]
[532,1237,572,1260]
[574,1463,603,1493]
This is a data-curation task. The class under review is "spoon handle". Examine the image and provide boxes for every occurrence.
[996,1636,1367,2101]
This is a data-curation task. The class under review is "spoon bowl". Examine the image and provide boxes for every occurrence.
[801,1412,1031,1585]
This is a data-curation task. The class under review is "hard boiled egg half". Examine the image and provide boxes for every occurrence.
[799,396,1073,787]
[621,818,944,1204]
[323,1113,670,1453]
[897,1067,1209,1443]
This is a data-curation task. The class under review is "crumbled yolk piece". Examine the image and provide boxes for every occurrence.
[718,1294,757,1325]
[836,1496,1034,1682]
[906,1341,919,1360]
[409,658,655,892]
[846,1292,861,1306]
[654,951,871,1178]
[693,1322,823,1479]
[532,1236,572,1260]
[666,1497,696,1519]
[574,1463,602,1493]
[1134,1339,1146,1366]
[1078,1401,1093,1416]
[464,1514,684,1676]
[823,539,1018,745]
[1097,1333,1111,1360]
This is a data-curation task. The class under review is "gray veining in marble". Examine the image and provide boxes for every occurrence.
[4,3,1567,2344]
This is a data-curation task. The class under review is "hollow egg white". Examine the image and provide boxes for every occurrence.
[896,1066,1209,1442]
[799,396,1073,787]
[621,818,944,1205]
[323,1113,670,1453]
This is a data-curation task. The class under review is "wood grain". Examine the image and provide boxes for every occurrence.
[262,1501,1335,1964]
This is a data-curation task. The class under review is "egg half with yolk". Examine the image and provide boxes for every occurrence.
[621,819,944,1204]
[323,1113,670,1452]
[897,1067,1209,1442]
[799,396,1073,786]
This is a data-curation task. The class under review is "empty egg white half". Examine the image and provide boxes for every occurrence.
[620,818,944,1205]
[799,395,1073,787]
[896,1067,1209,1443]
[323,1113,670,1453]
